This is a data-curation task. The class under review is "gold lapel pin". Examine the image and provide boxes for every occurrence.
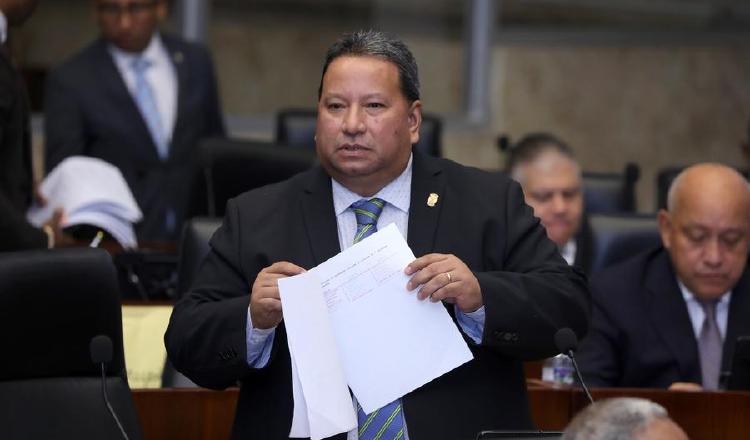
[427,193,439,207]
[173,51,184,64]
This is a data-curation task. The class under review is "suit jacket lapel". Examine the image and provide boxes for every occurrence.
[300,167,341,266]
[163,36,188,156]
[646,250,702,381]
[723,266,750,371]
[407,151,445,258]
[94,39,159,158]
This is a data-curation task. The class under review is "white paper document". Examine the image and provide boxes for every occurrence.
[279,224,474,439]
[27,156,142,248]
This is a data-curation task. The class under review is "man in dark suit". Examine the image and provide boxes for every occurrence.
[44,0,225,241]
[577,163,750,390]
[165,30,589,439]
[0,0,67,251]
[506,133,593,275]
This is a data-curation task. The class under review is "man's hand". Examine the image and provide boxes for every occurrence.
[668,382,703,392]
[42,207,71,248]
[33,180,47,207]
[249,262,306,330]
[405,253,482,313]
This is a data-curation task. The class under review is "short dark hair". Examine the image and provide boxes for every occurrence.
[317,30,420,103]
[506,132,577,175]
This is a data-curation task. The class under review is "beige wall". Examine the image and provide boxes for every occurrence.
[16,2,750,211]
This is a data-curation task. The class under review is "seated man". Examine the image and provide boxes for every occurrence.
[562,397,687,440]
[577,163,750,390]
[44,0,225,242]
[165,30,589,439]
[507,133,591,274]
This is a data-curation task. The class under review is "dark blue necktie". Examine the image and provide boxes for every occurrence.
[350,197,405,440]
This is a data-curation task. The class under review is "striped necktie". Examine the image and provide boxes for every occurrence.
[351,197,406,440]
[131,57,169,160]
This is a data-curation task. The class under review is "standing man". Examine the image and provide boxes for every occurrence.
[166,30,589,439]
[577,163,750,390]
[507,133,591,274]
[44,0,225,242]
[0,0,66,251]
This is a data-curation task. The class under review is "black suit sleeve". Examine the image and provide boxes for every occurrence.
[480,180,590,360]
[43,71,87,172]
[165,198,255,389]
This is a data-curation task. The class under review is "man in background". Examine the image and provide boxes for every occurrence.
[577,163,750,390]
[0,0,67,251]
[44,0,225,242]
[507,133,592,274]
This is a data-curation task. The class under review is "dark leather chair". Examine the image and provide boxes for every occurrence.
[582,163,640,214]
[275,108,443,156]
[0,248,142,439]
[187,137,317,218]
[588,213,661,275]
[176,217,223,297]
[162,217,223,388]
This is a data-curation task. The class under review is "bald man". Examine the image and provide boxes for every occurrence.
[577,163,750,389]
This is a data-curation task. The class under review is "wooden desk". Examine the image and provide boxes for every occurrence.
[132,387,750,440]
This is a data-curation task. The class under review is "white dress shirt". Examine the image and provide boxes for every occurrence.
[559,239,577,266]
[678,279,731,340]
[108,33,177,144]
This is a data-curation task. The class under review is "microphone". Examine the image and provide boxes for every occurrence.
[554,328,594,404]
[90,335,130,440]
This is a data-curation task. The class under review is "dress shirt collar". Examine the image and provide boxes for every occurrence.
[331,153,413,215]
[678,279,732,308]
[559,239,577,266]
[108,32,166,69]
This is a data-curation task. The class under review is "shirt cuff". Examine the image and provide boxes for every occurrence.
[454,305,486,344]
[246,309,276,368]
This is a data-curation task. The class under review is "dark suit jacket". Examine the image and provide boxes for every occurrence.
[44,34,225,241]
[577,247,750,388]
[573,215,593,276]
[0,47,47,251]
[165,152,590,440]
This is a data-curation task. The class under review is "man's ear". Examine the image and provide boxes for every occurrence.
[657,209,672,249]
[408,100,422,146]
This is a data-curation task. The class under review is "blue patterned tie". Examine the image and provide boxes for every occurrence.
[351,198,406,440]
[131,57,169,160]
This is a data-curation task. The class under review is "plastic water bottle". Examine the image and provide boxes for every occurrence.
[541,354,575,385]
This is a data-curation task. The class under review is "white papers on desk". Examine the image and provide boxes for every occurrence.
[27,156,142,249]
[278,224,474,439]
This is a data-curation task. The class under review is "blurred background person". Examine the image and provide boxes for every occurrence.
[562,397,688,440]
[507,132,592,275]
[44,0,225,243]
[0,0,67,251]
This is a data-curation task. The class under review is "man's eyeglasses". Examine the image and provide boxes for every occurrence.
[98,1,159,17]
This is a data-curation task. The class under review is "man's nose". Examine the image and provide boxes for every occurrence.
[551,194,567,213]
[117,12,133,29]
[341,107,365,135]
[703,239,723,267]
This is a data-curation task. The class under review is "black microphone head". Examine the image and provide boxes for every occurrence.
[90,334,113,364]
[554,327,578,354]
